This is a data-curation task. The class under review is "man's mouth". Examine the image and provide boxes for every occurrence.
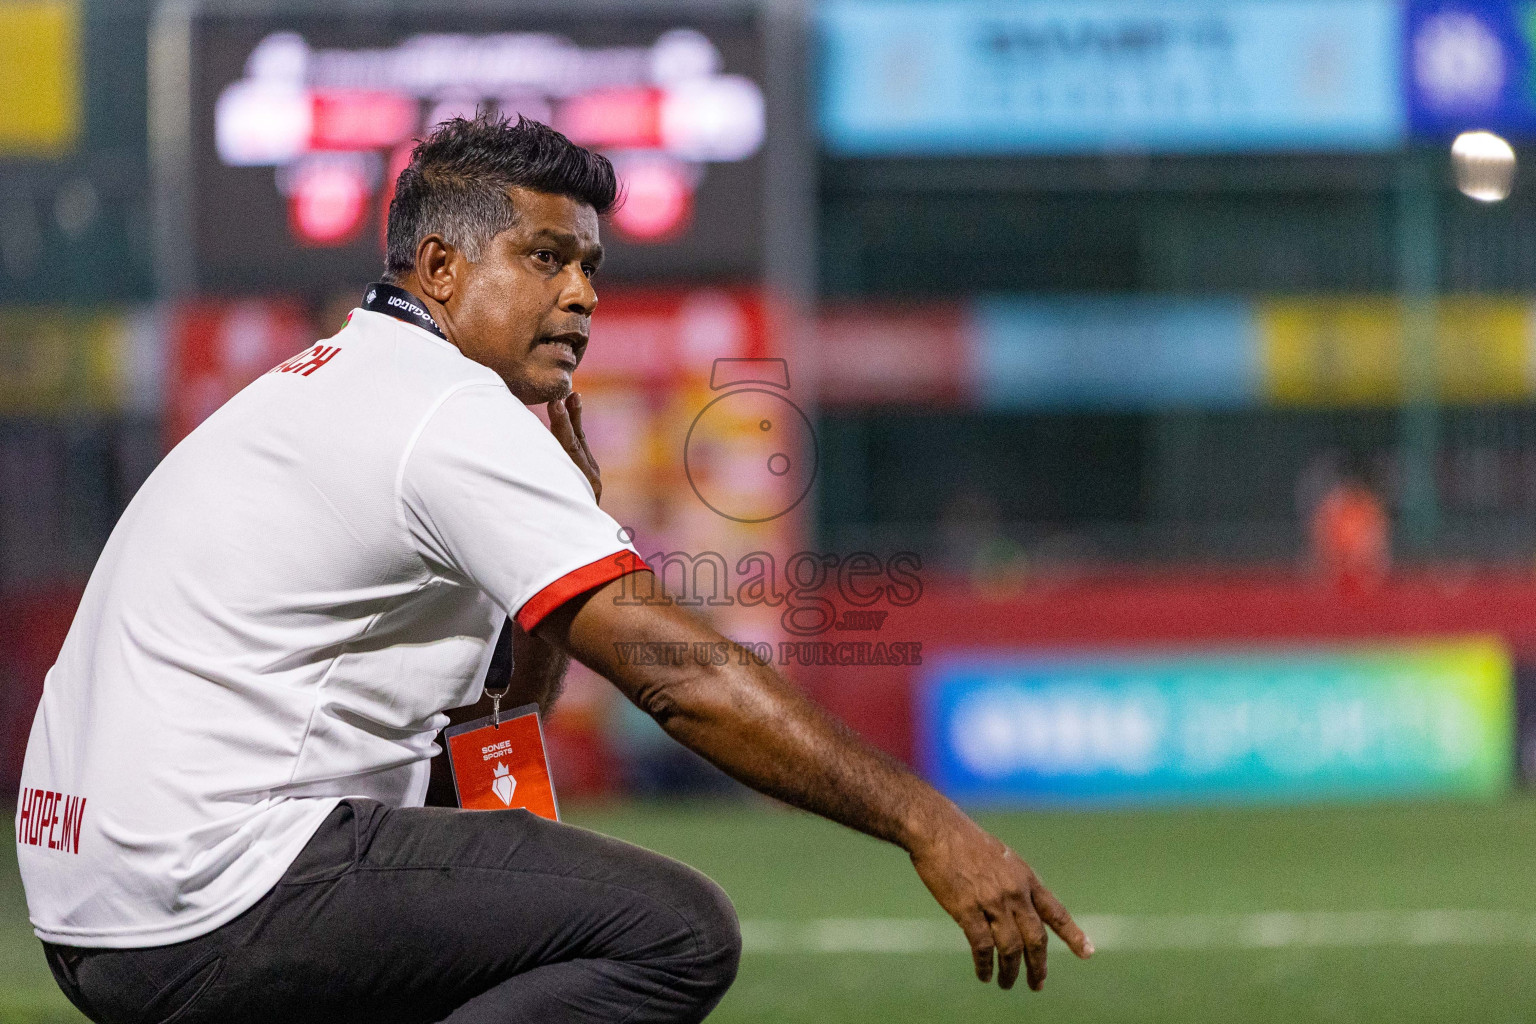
[537,332,587,370]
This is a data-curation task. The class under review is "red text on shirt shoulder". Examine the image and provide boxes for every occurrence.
[270,345,342,377]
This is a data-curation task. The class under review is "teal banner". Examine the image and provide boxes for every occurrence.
[921,639,1515,804]
[821,0,1405,155]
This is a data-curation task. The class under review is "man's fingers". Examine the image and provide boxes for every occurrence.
[566,394,598,468]
[987,906,1025,991]
[956,910,994,983]
[546,398,575,445]
[546,399,588,464]
[1032,881,1094,959]
[546,395,602,502]
[1015,897,1050,992]
[916,833,1089,995]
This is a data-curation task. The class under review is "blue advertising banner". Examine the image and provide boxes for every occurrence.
[973,296,1258,409]
[919,640,1514,805]
[1405,1,1536,137]
[820,0,1405,155]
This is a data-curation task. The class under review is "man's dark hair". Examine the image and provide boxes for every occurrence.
[384,115,618,280]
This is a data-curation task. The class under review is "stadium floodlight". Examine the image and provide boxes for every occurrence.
[1451,130,1516,203]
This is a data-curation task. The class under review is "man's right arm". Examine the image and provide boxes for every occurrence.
[535,572,1092,992]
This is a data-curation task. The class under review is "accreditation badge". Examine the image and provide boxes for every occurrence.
[444,704,559,820]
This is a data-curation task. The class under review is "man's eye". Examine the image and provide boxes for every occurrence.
[581,264,597,279]
[533,250,557,265]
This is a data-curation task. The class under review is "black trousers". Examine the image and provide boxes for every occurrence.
[43,799,741,1024]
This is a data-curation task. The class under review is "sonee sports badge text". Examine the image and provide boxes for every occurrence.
[445,705,559,820]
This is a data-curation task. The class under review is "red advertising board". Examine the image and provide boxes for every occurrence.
[577,288,777,385]
[811,303,972,407]
[164,299,316,449]
[0,585,84,798]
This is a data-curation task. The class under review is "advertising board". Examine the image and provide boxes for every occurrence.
[973,296,1257,409]
[820,0,1404,155]
[920,639,1515,804]
[812,295,1536,411]
[1405,1,1536,138]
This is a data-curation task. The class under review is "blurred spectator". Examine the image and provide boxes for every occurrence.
[1308,469,1390,591]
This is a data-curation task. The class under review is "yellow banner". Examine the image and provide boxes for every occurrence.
[1260,297,1533,406]
[0,1,79,155]
[0,309,128,413]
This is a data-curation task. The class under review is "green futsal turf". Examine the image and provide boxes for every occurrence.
[3,796,1534,1024]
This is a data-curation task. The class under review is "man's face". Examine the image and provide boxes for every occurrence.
[445,187,603,404]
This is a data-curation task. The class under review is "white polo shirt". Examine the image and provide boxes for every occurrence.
[16,291,641,947]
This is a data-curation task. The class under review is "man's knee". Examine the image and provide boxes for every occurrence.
[651,859,741,1004]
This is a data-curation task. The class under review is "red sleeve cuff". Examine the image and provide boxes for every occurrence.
[514,551,649,632]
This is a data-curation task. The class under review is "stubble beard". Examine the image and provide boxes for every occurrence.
[502,363,573,406]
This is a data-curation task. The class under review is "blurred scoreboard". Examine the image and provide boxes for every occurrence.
[187,10,767,294]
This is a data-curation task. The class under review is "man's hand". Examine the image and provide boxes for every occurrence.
[547,393,600,503]
[909,810,1092,990]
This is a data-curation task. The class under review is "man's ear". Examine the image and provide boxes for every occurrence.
[415,235,458,304]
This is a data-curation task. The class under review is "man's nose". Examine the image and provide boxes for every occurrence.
[559,265,597,316]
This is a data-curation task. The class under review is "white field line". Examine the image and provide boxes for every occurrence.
[740,910,1536,954]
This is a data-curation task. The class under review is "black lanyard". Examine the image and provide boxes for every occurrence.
[361,282,448,341]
